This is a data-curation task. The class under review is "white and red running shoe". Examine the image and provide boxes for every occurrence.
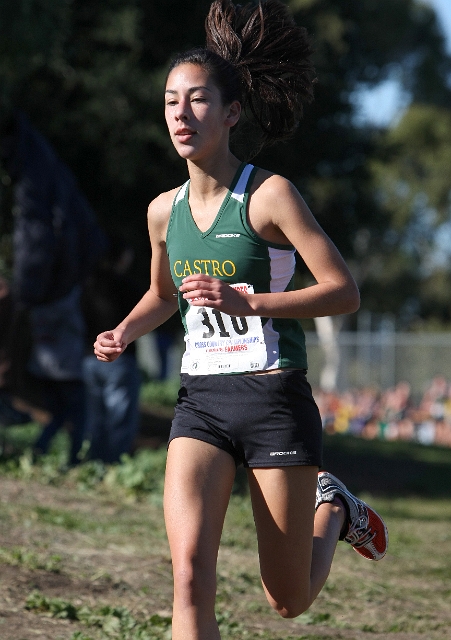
[316,471,388,561]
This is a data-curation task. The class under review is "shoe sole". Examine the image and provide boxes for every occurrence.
[350,503,389,560]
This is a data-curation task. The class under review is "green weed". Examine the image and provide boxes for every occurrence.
[140,379,179,408]
[0,429,168,500]
[103,449,167,497]
[34,505,86,530]
[0,546,62,572]
[26,593,173,640]
[293,611,332,626]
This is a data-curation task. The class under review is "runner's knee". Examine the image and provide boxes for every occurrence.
[265,590,311,619]
[172,558,216,607]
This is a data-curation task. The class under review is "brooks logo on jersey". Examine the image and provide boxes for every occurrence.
[215,233,240,238]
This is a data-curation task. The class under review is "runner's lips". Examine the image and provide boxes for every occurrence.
[175,128,196,136]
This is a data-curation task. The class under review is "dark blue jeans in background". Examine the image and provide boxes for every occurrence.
[34,379,86,465]
[82,353,141,464]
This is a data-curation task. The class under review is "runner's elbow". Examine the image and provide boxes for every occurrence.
[344,283,360,314]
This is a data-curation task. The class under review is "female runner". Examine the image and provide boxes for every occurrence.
[94,1,388,638]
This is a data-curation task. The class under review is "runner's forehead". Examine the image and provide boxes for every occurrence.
[165,64,217,94]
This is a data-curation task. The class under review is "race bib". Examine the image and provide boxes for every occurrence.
[181,283,268,374]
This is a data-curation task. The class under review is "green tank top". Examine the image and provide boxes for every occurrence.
[166,162,308,375]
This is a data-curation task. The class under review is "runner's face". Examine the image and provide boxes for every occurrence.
[165,64,237,160]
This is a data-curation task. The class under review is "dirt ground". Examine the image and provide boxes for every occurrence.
[0,473,449,640]
[1,405,451,639]
[0,476,173,639]
[1,553,447,640]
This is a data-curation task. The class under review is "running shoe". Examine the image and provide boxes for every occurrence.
[316,471,388,561]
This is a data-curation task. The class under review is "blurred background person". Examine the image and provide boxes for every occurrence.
[1,110,106,464]
[82,235,144,463]
[0,274,31,427]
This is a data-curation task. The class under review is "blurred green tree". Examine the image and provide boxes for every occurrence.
[368,105,451,326]
[284,0,451,329]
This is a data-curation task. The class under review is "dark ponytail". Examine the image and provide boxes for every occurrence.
[167,0,316,157]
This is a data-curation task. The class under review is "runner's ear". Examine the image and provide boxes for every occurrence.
[225,101,241,128]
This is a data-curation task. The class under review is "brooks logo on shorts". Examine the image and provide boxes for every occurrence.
[270,451,297,456]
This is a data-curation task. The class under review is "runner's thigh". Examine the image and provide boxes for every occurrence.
[164,437,236,567]
[247,465,318,611]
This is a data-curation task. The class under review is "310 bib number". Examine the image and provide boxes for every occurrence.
[181,283,268,374]
[197,307,248,338]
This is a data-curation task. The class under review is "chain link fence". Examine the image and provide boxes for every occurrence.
[138,327,451,401]
[305,330,451,399]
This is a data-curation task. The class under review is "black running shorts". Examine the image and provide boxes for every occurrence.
[169,369,322,468]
